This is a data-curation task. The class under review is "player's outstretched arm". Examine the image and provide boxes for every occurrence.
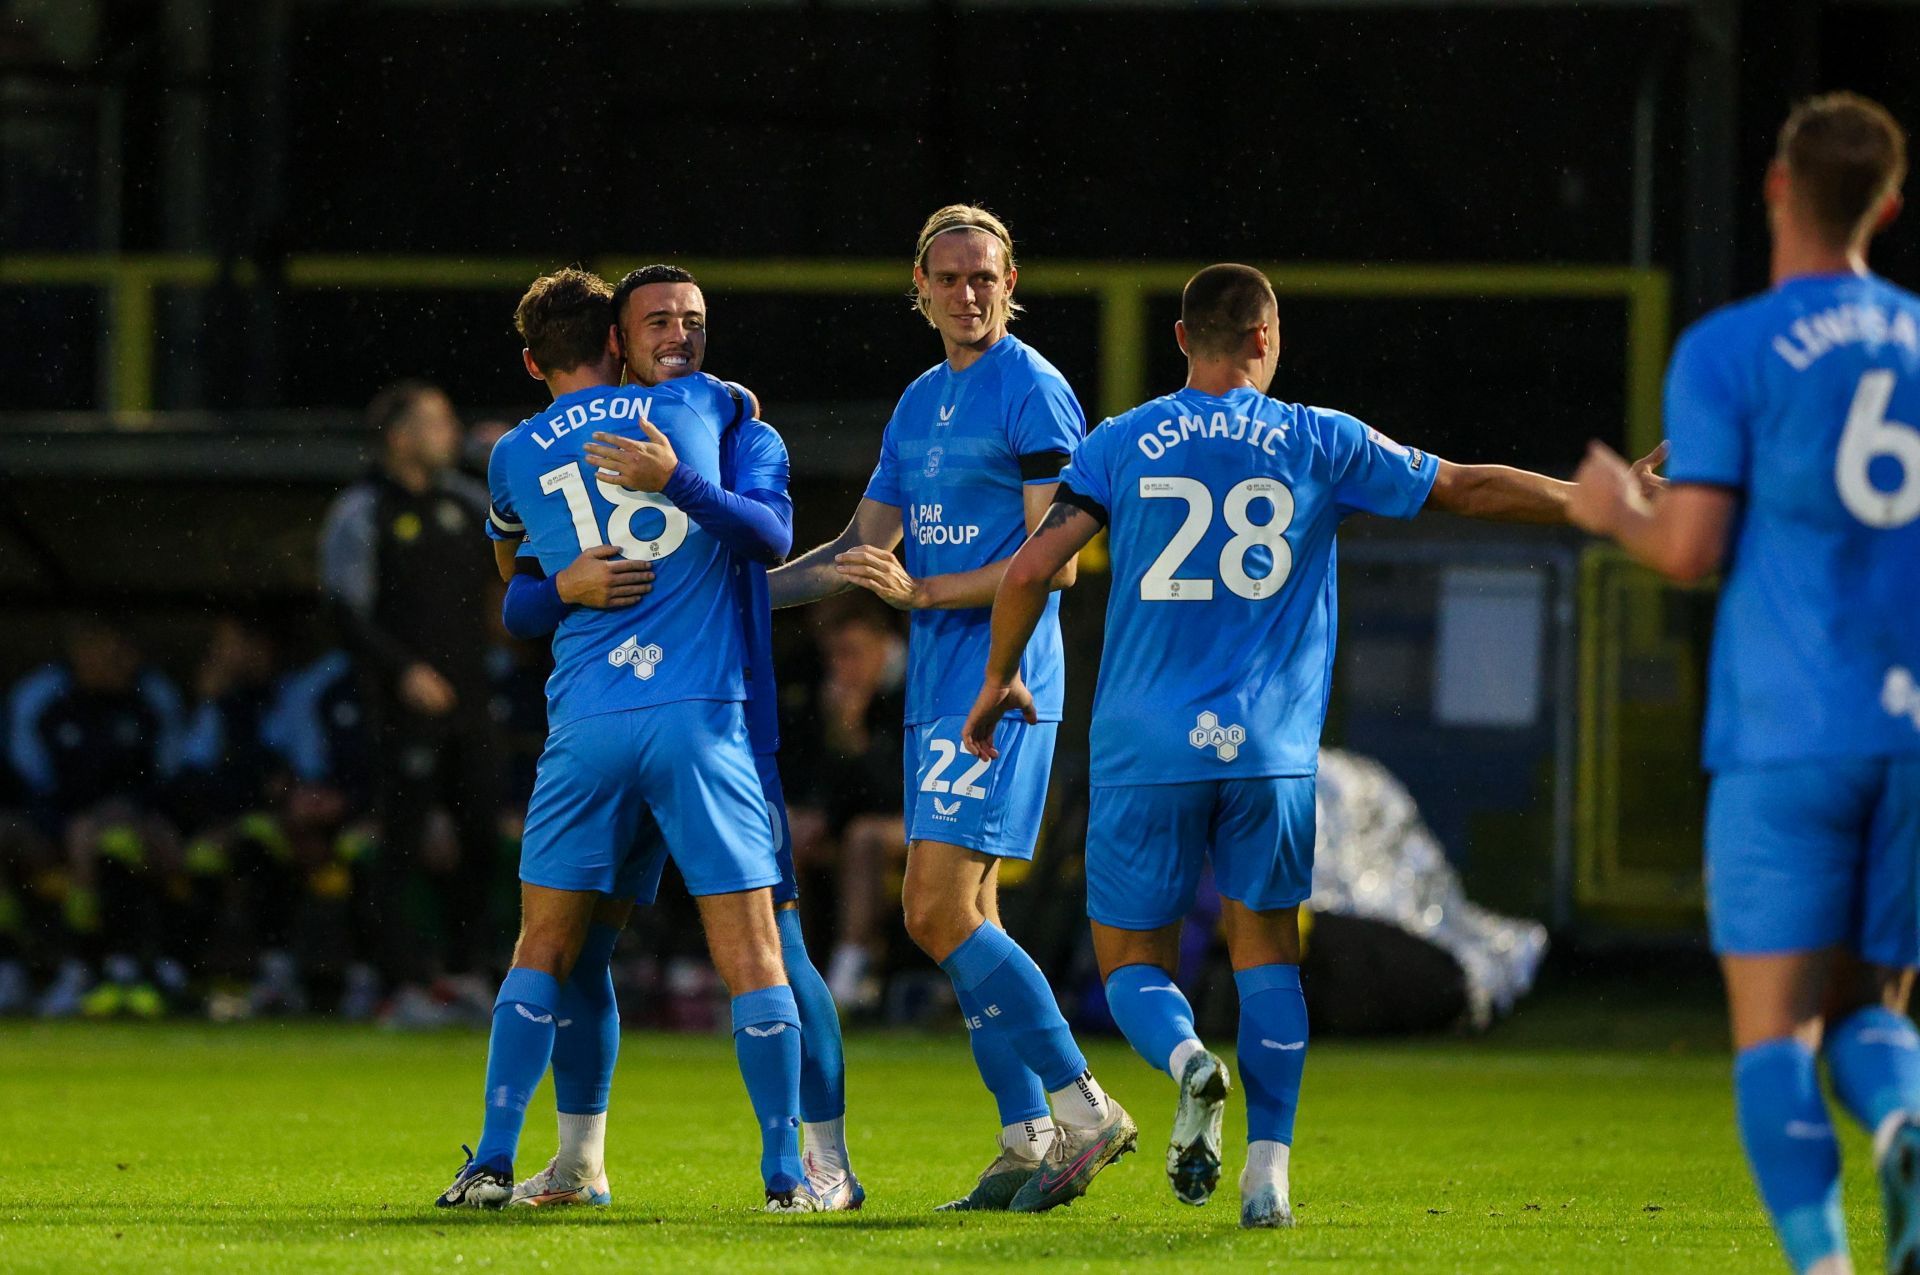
[1569,440,1734,583]
[768,498,904,609]
[961,502,1101,759]
[1425,444,1667,525]
[838,481,1081,613]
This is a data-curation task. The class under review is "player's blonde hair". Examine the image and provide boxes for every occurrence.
[911,204,1024,329]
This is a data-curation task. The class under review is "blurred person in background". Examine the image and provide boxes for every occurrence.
[781,599,907,1012]
[1572,93,1920,1275]
[319,380,504,1025]
[6,617,186,1017]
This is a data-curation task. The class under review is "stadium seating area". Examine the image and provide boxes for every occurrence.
[0,594,910,1028]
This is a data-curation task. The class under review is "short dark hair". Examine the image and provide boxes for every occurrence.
[612,264,700,326]
[1180,264,1277,358]
[1778,92,1907,246]
[366,378,442,435]
[514,268,615,374]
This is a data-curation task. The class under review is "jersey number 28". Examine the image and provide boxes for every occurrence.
[1838,371,1920,529]
[1139,476,1294,601]
[538,462,689,560]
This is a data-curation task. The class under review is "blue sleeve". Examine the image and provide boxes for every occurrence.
[732,420,791,497]
[1318,409,1438,519]
[1010,374,1087,482]
[862,398,908,507]
[486,437,523,541]
[1056,419,1118,520]
[178,702,225,772]
[138,671,186,779]
[503,573,569,640]
[6,666,66,796]
[1663,320,1749,488]
[662,464,793,564]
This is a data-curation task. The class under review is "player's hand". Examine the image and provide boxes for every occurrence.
[554,544,654,609]
[1628,440,1670,501]
[834,545,921,610]
[585,422,678,492]
[1567,440,1642,535]
[962,677,1037,759]
[399,662,457,716]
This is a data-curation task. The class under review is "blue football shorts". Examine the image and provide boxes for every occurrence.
[1085,775,1317,930]
[902,716,1057,860]
[518,700,778,901]
[1706,754,1920,964]
[623,751,795,908]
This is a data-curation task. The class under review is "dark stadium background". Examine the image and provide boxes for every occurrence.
[3,0,1913,955]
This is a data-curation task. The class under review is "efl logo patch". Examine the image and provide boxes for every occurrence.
[609,638,664,680]
[1188,711,1246,762]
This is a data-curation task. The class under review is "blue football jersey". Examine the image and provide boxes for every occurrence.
[1665,271,1920,771]
[863,334,1085,724]
[487,378,745,728]
[1059,386,1436,786]
[725,416,789,756]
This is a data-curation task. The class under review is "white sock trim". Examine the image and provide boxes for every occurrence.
[1168,1038,1205,1080]
[1048,1072,1112,1130]
[803,1117,850,1175]
[1001,1116,1055,1160]
[1242,1138,1291,1190]
[556,1111,607,1179]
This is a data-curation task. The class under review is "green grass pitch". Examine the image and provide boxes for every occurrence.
[0,1009,1891,1273]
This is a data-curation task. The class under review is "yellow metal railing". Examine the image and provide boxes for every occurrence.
[3,255,1670,449]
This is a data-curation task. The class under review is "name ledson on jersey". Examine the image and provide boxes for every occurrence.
[1136,409,1296,460]
[530,394,657,450]
[1772,301,1920,372]
[908,504,980,545]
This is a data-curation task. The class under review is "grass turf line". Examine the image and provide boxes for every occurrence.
[0,1021,1889,1273]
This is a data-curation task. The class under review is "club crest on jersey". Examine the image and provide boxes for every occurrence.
[924,445,946,478]
[608,638,664,680]
[1188,711,1246,762]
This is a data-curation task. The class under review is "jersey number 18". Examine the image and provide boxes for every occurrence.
[539,462,689,560]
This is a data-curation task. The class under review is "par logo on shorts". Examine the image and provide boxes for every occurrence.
[1885,666,1920,730]
[608,638,664,680]
[1188,711,1246,762]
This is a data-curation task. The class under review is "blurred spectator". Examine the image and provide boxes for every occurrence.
[318,381,503,1019]
[462,416,516,484]
[6,617,187,1016]
[781,598,907,1011]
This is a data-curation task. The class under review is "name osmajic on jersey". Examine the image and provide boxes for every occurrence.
[1135,410,1295,461]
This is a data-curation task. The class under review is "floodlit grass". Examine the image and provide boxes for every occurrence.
[0,1003,1889,1273]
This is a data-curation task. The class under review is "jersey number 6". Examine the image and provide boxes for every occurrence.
[539,462,690,560]
[1139,476,1294,601]
[1837,370,1920,529]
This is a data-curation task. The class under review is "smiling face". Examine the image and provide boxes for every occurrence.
[913,229,1016,354]
[617,281,708,385]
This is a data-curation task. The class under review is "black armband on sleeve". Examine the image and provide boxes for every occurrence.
[1053,480,1109,527]
[1018,450,1071,481]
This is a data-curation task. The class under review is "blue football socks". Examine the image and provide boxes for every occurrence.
[732,984,805,1192]
[1106,963,1200,1077]
[473,966,562,1170]
[940,922,1088,1093]
[775,907,847,1124]
[550,923,622,1116]
[1825,1005,1920,1136]
[1236,964,1308,1146]
[957,984,1050,1125]
[1734,1038,1848,1273]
